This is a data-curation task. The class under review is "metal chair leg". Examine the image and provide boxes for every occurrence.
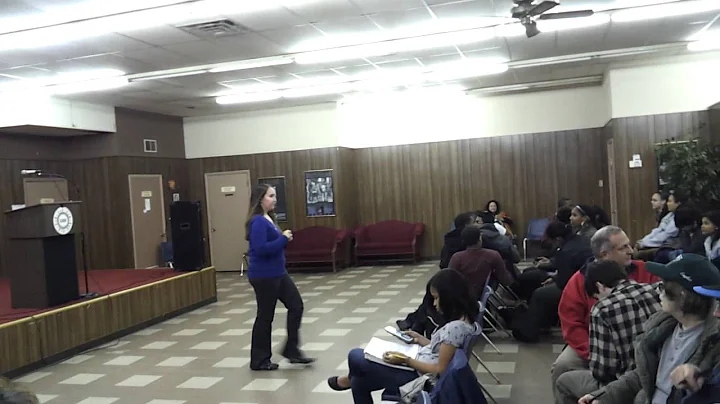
[483,314,501,333]
[482,332,502,355]
[473,351,502,384]
[480,382,499,404]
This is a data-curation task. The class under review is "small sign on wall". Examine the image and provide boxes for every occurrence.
[172,193,180,202]
[629,154,643,168]
[39,198,55,204]
[221,186,236,193]
[141,190,153,197]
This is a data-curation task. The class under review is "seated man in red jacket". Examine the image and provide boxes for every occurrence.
[552,225,659,400]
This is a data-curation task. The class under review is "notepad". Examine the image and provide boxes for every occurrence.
[363,337,421,370]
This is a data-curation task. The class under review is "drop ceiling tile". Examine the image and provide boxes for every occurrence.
[162,40,234,64]
[333,63,380,77]
[504,34,559,61]
[351,0,426,13]
[430,0,502,20]
[71,54,156,75]
[262,24,329,52]
[365,7,434,31]
[209,34,284,59]
[225,8,305,31]
[0,65,52,79]
[0,49,55,68]
[122,47,192,69]
[119,25,200,47]
[312,16,381,38]
[283,0,361,22]
[76,33,153,53]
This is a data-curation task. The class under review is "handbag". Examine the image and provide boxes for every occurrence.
[399,374,433,403]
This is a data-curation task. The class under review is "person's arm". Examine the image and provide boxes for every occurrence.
[559,277,591,360]
[249,218,288,257]
[439,245,450,269]
[589,311,618,384]
[491,251,514,286]
[583,368,643,404]
[447,253,461,271]
[406,343,457,375]
[639,217,678,248]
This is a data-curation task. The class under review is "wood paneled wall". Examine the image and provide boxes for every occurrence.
[0,157,188,277]
[609,111,710,242]
[187,147,358,263]
[354,129,608,256]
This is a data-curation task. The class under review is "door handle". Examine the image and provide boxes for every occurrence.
[211,228,216,232]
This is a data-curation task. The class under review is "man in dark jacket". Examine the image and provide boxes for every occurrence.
[477,211,520,280]
[439,212,475,268]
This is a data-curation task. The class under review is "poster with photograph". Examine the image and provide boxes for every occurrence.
[304,170,335,217]
[258,176,288,222]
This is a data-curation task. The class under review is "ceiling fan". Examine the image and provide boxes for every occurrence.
[511,0,595,38]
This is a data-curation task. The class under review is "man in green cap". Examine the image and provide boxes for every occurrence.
[578,254,720,404]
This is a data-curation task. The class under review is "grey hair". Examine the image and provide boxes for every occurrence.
[590,225,625,258]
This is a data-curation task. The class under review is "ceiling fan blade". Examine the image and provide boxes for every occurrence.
[527,1,559,16]
[538,9,594,20]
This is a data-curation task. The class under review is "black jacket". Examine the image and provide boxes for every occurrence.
[551,234,594,290]
[439,228,465,269]
[675,226,706,255]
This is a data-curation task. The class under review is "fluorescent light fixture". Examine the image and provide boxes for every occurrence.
[688,40,720,51]
[49,77,129,95]
[426,61,509,81]
[611,0,720,22]
[294,27,495,65]
[132,70,208,81]
[209,56,295,73]
[216,91,282,105]
[282,83,355,98]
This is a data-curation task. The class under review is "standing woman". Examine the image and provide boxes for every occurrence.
[246,184,314,371]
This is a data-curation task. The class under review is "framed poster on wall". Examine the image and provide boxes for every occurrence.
[257,176,288,222]
[304,169,335,217]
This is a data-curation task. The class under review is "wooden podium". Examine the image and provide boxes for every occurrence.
[4,202,82,309]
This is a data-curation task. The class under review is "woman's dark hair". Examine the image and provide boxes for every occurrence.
[704,210,720,242]
[454,212,475,230]
[584,260,628,297]
[663,280,714,318]
[591,206,611,229]
[556,206,572,224]
[430,269,480,322]
[461,225,482,247]
[485,200,501,213]
[558,197,572,209]
[669,191,689,205]
[674,205,702,229]
[546,220,572,239]
[654,192,670,224]
[244,184,276,241]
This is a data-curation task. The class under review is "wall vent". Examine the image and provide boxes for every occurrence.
[177,19,248,38]
[143,139,158,153]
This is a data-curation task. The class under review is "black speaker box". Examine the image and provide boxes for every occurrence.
[170,201,204,271]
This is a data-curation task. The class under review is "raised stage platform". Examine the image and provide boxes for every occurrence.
[0,267,217,378]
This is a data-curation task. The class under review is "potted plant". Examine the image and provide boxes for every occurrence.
[655,137,720,209]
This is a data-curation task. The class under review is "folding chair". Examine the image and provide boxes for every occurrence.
[523,217,550,261]
[240,251,249,277]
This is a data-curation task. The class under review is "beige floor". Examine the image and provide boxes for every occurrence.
[12,262,563,404]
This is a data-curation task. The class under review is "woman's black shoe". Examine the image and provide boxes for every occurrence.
[250,362,279,371]
[327,376,351,391]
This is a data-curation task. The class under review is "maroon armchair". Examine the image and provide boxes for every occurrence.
[285,226,351,272]
[354,220,425,264]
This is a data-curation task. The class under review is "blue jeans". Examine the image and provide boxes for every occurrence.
[348,348,419,404]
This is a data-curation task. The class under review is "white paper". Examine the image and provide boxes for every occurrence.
[143,198,151,213]
[11,204,25,211]
[364,337,420,360]
[172,193,180,202]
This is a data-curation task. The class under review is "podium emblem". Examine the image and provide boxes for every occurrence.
[53,207,74,235]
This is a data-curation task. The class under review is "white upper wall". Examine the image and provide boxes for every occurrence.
[184,103,338,159]
[182,54,720,158]
[0,96,116,132]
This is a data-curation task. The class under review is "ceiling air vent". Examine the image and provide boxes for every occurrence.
[143,139,158,153]
[177,19,247,38]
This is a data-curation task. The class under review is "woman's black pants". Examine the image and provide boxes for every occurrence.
[248,274,304,368]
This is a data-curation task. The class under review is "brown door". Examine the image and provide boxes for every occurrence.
[205,170,251,272]
[24,178,69,206]
[129,174,166,268]
[607,138,619,225]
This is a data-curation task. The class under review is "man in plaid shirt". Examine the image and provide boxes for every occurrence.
[554,259,661,404]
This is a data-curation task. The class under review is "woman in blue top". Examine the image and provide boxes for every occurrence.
[245,184,314,371]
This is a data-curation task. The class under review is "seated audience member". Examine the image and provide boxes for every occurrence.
[702,210,720,266]
[571,205,600,238]
[552,226,658,394]
[635,191,683,260]
[439,212,475,269]
[541,197,574,255]
[515,208,588,300]
[476,210,507,236]
[579,254,720,404]
[448,224,514,297]
[485,199,514,237]
[655,204,705,263]
[511,220,593,342]
[0,378,39,404]
[554,260,661,404]
[476,211,520,278]
[328,270,478,404]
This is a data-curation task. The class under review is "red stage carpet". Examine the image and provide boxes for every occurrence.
[0,269,178,325]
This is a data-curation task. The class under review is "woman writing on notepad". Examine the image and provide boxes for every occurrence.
[327,270,478,403]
